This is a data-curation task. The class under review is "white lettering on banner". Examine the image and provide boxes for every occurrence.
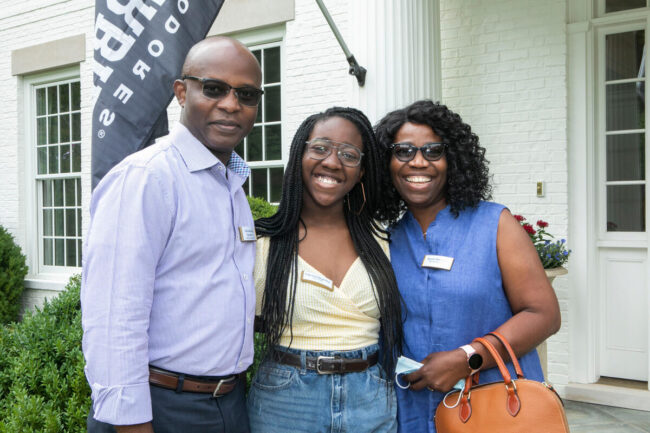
[165,15,180,33]
[106,0,158,37]
[93,58,114,83]
[148,40,164,57]
[178,0,189,14]
[132,60,151,80]
[113,84,134,104]
[94,13,136,62]
[99,109,116,126]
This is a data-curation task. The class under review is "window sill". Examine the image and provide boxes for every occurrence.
[25,272,78,291]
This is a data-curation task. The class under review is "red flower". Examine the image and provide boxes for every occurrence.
[536,220,548,228]
[514,215,525,222]
[522,224,536,235]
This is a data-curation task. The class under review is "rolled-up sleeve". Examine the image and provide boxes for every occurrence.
[81,163,173,425]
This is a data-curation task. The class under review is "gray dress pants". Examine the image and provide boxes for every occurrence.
[87,378,250,433]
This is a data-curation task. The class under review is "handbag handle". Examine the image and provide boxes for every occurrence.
[487,331,525,379]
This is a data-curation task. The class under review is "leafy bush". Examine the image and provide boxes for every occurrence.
[0,275,88,433]
[0,225,28,324]
[247,195,277,220]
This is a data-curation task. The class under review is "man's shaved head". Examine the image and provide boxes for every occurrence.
[173,36,262,164]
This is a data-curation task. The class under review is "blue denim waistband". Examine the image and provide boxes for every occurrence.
[273,344,379,361]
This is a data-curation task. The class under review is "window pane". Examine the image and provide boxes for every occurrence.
[255,102,262,124]
[60,114,70,143]
[607,185,645,231]
[43,238,53,266]
[77,239,82,265]
[265,124,282,160]
[71,82,80,111]
[77,209,82,235]
[37,117,47,145]
[48,116,58,144]
[43,209,53,237]
[251,168,268,200]
[54,179,63,206]
[59,84,70,112]
[43,180,53,207]
[607,133,645,181]
[71,143,81,172]
[47,86,58,114]
[605,0,646,13]
[606,82,645,131]
[242,177,250,196]
[37,147,47,175]
[252,49,261,64]
[606,30,645,81]
[65,179,76,206]
[264,47,281,84]
[66,239,77,267]
[270,167,284,202]
[36,88,46,116]
[54,209,64,236]
[66,209,76,237]
[48,146,59,174]
[55,239,64,266]
[248,126,263,161]
[60,145,71,173]
[72,113,81,141]
[264,86,281,122]
[76,179,81,205]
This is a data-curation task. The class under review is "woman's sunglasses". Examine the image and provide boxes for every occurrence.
[390,142,447,162]
[182,75,264,107]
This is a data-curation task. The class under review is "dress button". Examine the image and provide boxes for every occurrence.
[243,274,249,281]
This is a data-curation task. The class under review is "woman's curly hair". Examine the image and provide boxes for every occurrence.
[375,100,491,224]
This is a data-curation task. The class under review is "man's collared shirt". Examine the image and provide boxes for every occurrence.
[81,123,256,425]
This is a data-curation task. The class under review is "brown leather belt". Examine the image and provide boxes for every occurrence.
[149,367,241,397]
[272,350,378,374]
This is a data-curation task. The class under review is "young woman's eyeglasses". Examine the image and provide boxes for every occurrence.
[305,139,364,167]
[181,75,264,106]
[391,142,446,162]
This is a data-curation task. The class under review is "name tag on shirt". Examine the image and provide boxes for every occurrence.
[239,226,256,242]
[421,254,454,271]
[301,270,334,291]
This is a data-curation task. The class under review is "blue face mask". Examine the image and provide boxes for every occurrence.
[395,356,423,375]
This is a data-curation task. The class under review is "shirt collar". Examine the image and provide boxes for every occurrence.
[171,123,250,178]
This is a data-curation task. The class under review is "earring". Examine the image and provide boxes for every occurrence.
[347,182,366,216]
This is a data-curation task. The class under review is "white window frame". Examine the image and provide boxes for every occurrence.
[596,0,648,17]
[235,26,286,204]
[595,20,648,243]
[23,66,81,286]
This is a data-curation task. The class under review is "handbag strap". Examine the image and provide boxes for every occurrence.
[473,337,521,417]
[487,331,525,379]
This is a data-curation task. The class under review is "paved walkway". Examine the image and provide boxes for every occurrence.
[566,400,650,432]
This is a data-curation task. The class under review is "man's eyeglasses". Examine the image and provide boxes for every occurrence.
[305,139,364,167]
[182,75,264,107]
[391,142,446,162]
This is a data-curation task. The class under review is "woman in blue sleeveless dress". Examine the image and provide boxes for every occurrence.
[375,100,561,433]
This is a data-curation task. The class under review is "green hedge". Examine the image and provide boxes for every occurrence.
[0,197,276,432]
[0,275,87,433]
[0,225,28,324]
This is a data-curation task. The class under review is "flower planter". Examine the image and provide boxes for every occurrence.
[537,266,567,380]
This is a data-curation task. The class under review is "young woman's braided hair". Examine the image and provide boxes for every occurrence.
[255,107,403,374]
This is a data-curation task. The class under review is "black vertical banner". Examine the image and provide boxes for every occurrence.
[92,0,225,188]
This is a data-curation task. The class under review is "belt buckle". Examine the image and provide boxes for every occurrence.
[316,356,337,374]
[212,379,226,398]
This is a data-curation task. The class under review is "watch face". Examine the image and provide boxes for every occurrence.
[468,353,483,370]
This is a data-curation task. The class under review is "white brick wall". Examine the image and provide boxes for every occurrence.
[439,0,569,386]
[0,1,94,309]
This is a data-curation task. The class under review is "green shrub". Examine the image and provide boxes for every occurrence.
[0,275,88,433]
[247,195,277,220]
[0,226,28,324]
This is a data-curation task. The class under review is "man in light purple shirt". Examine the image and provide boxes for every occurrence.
[82,37,262,433]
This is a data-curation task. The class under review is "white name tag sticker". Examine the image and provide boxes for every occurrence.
[300,270,334,291]
[421,254,454,271]
[239,226,257,242]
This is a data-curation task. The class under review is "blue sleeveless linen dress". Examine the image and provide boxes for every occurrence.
[389,202,544,433]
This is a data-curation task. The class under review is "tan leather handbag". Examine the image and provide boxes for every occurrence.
[435,332,570,433]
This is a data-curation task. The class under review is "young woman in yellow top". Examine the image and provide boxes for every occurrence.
[247,107,403,433]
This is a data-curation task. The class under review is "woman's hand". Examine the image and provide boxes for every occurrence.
[403,349,469,392]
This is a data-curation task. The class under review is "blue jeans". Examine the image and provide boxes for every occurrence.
[247,344,396,433]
